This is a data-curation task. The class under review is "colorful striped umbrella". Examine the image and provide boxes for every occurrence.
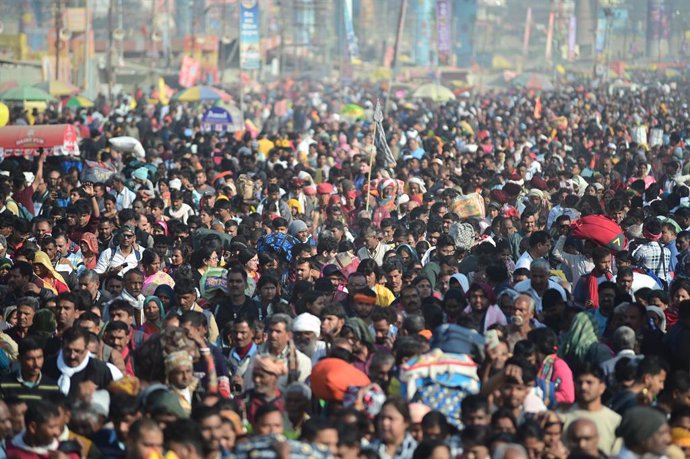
[173,85,231,102]
[34,80,80,97]
[66,95,94,108]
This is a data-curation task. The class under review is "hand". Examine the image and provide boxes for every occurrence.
[584,299,594,309]
[83,183,95,197]
[503,364,524,385]
[108,264,125,275]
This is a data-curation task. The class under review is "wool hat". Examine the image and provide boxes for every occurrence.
[616,406,667,448]
[288,220,308,236]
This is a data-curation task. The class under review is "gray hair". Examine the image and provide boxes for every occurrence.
[79,269,99,284]
[612,326,637,352]
[530,259,551,273]
[492,443,528,459]
[269,313,293,331]
[284,382,312,400]
[515,294,536,313]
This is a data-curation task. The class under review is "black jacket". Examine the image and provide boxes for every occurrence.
[43,355,113,400]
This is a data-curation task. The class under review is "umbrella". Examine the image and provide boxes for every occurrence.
[512,73,555,91]
[66,95,94,108]
[173,85,231,102]
[0,86,55,102]
[412,83,456,102]
[341,103,366,119]
[256,232,300,263]
[34,80,80,97]
[0,81,18,94]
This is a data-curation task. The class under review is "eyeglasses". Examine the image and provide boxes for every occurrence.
[123,233,135,239]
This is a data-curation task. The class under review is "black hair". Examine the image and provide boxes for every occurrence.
[25,400,61,425]
[164,419,205,456]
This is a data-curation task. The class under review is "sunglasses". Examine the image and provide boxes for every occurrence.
[123,233,136,239]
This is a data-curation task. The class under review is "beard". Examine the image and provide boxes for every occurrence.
[295,339,316,357]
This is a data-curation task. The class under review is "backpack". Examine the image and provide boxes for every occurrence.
[6,198,33,221]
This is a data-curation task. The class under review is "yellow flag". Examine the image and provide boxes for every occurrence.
[158,78,169,106]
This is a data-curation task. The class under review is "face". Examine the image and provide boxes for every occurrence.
[178,292,197,311]
[121,231,136,249]
[28,415,63,445]
[321,315,344,338]
[641,423,671,456]
[63,337,88,368]
[252,367,278,394]
[377,404,408,444]
[130,427,164,459]
[673,288,690,308]
[16,305,34,330]
[621,304,644,331]
[0,403,11,440]
[168,365,194,389]
[20,348,44,379]
[469,288,489,313]
[575,373,606,404]
[530,268,549,291]
[501,377,529,409]
[645,370,667,397]
[144,300,161,323]
[400,288,421,314]
[56,300,77,328]
[105,329,129,352]
[125,272,144,297]
[416,279,432,298]
[99,222,113,239]
[199,414,223,453]
[568,421,599,456]
[522,215,536,234]
[463,409,490,428]
[594,254,612,273]
[254,411,283,436]
[231,321,254,348]
[206,251,219,268]
[227,273,246,296]
[268,322,290,353]
[219,422,236,452]
[617,274,633,293]
[386,269,403,291]
[107,278,124,296]
[7,269,27,290]
[353,300,375,320]
[314,428,339,457]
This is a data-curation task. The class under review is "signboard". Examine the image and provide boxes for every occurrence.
[240,0,261,70]
[201,106,243,133]
[436,0,452,64]
[178,55,200,88]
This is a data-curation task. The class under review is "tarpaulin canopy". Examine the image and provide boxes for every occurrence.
[0,124,80,157]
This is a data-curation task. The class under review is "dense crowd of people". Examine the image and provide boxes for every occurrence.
[0,75,689,459]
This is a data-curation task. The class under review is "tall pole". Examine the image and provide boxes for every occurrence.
[384,0,408,115]
[107,0,113,100]
[56,0,62,80]
[83,0,90,91]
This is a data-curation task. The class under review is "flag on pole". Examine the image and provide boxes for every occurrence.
[374,100,396,168]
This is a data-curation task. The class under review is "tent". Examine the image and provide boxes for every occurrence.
[0,124,80,158]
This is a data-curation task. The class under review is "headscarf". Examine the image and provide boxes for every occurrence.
[165,350,193,376]
[154,284,176,305]
[33,251,68,293]
[558,312,600,367]
[80,232,99,255]
[344,317,374,346]
[144,296,165,325]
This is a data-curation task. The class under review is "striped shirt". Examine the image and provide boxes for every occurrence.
[0,371,60,400]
